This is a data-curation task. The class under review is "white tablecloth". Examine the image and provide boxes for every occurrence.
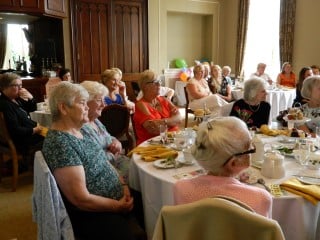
[129,136,320,240]
[232,88,296,122]
[30,110,52,128]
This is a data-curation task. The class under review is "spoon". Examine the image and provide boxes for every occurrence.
[257,178,271,192]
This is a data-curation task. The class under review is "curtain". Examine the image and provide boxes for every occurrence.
[279,0,296,67]
[0,24,7,68]
[235,0,250,79]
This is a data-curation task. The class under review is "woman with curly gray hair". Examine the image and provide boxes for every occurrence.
[174,116,272,217]
[229,77,270,128]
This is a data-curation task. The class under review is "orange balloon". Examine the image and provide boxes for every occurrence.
[180,72,188,82]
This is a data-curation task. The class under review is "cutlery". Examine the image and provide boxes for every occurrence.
[292,175,320,180]
[257,178,271,192]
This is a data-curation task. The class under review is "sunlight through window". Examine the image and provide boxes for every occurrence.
[243,0,280,81]
[3,24,29,70]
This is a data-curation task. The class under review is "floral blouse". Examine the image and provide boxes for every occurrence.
[230,99,271,128]
[301,104,320,132]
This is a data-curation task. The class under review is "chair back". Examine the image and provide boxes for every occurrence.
[0,112,21,191]
[99,104,134,153]
[183,86,194,128]
[32,151,75,240]
[153,197,285,240]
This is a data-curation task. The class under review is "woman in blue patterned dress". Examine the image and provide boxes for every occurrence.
[42,82,146,240]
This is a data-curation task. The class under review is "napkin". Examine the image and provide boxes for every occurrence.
[280,178,320,205]
[127,145,178,162]
[39,127,49,137]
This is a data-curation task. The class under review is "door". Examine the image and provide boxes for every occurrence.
[71,0,148,82]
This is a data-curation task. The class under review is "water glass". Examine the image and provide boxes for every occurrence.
[296,142,311,166]
[316,127,320,148]
[159,124,168,144]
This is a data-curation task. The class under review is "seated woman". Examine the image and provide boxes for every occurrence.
[101,68,135,112]
[292,67,313,107]
[45,68,72,97]
[0,73,44,156]
[174,117,272,218]
[80,80,130,182]
[297,76,320,136]
[42,82,146,240]
[208,64,233,102]
[230,77,270,128]
[276,62,296,88]
[186,64,228,114]
[133,70,182,145]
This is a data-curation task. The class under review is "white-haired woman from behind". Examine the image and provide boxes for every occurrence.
[174,117,272,217]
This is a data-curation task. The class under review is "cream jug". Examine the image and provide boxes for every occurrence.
[261,151,285,179]
[251,135,264,163]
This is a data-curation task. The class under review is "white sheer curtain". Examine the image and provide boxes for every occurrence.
[3,24,29,70]
[242,0,280,81]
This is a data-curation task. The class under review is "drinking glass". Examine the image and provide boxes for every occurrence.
[159,124,168,144]
[316,127,320,148]
[295,142,311,166]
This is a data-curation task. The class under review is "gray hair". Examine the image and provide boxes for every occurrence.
[80,80,108,101]
[301,75,320,99]
[0,73,21,90]
[243,77,266,102]
[191,117,251,174]
[139,69,159,89]
[49,82,89,122]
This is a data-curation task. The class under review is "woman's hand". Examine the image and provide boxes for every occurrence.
[117,194,134,213]
[108,139,122,155]
[19,88,33,101]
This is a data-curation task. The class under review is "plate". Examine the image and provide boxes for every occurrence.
[283,116,310,123]
[177,158,195,165]
[296,176,320,185]
[153,159,177,169]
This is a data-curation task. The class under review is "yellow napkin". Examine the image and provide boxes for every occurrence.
[280,178,320,205]
[39,127,49,137]
[127,145,178,162]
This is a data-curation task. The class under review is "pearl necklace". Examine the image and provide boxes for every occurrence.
[248,103,261,113]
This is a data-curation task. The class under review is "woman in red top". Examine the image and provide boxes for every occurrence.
[276,62,296,88]
[133,70,182,145]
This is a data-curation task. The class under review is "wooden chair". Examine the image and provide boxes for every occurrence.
[183,86,194,128]
[98,104,134,154]
[0,112,23,191]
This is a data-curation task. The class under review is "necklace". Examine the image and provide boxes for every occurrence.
[248,103,261,113]
[150,99,160,109]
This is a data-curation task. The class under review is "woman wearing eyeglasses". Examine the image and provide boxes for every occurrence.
[0,73,44,156]
[133,70,182,145]
[174,117,272,217]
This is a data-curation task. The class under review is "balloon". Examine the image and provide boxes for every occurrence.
[180,72,188,82]
[175,58,187,68]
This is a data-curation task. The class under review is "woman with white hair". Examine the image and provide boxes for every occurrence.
[174,117,272,217]
[229,77,270,128]
[42,82,146,240]
[297,76,320,136]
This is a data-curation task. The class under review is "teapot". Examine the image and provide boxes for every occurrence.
[261,151,285,179]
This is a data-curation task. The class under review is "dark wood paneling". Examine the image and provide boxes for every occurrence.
[22,77,48,103]
[70,0,148,83]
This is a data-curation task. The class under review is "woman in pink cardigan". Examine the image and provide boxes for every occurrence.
[174,116,272,217]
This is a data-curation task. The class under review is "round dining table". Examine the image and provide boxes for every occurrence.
[129,135,320,240]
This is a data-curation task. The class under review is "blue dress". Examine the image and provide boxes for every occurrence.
[104,94,124,105]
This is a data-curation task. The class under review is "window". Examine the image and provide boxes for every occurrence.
[242,0,280,81]
[3,24,30,71]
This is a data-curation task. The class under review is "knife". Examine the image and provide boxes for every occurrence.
[292,174,320,180]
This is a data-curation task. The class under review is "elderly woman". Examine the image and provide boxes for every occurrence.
[208,64,233,102]
[230,77,270,128]
[186,64,228,113]
[276,62,296,88]
[174,117,272,217]
[297,76,320,135]
[133,70,182,145]
[101,68,135,112]
[250,63,273,85]
[0,73,44,155]
[42,82,146,240]
[80,80,130,182]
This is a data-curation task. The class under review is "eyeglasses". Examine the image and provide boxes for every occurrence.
[223,143,256,166]
[146,79,162,85]
[10,83,22,88]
